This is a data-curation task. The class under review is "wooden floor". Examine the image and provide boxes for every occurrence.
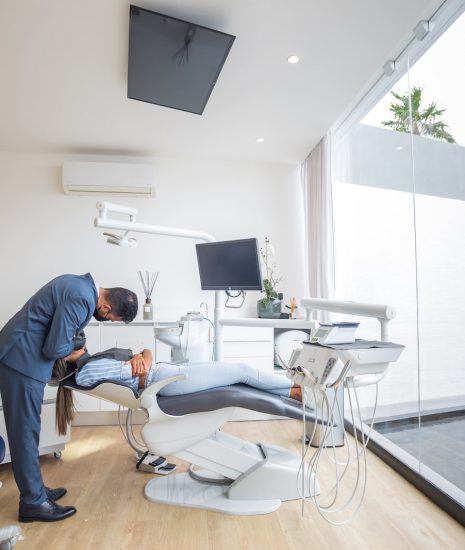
[0,420,464,550]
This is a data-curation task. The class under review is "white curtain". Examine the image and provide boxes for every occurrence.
[300,133,335,318]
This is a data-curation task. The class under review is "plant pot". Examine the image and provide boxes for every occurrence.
[257,298,282,319]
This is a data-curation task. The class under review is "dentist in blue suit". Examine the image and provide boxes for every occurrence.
[0,273,138,523]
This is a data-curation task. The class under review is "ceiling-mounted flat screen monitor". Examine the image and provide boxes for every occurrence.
[128,5,235,115]
[196,238,263,291]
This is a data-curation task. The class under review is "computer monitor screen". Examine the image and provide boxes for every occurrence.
[128,5,235,115]
[196,238,263,291]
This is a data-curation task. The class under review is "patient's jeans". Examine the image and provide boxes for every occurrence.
[147,361,292,397]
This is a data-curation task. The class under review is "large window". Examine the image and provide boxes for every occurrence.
[332,2,465,518]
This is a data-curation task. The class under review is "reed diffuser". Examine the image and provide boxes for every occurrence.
[138,270,159,320]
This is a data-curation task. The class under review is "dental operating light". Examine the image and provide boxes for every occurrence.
[103,232,138,248]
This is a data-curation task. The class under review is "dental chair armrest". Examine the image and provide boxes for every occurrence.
[139,374,186,410]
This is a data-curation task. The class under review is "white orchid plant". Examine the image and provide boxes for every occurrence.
[259,237,282,305]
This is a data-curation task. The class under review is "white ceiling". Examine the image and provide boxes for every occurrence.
[0,0,444,165]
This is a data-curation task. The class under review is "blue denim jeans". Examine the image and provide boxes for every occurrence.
[147,361,292,397]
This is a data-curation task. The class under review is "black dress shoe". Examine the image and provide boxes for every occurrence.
[18,498,77,523]
[45,486,67,501]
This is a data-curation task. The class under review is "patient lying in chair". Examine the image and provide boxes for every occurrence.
[53,348,302,435]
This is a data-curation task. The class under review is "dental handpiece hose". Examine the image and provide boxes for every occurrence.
[301,385,306,517]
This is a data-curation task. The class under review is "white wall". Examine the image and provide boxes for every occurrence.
[0,152,306,325]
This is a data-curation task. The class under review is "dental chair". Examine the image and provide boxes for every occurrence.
[64,375,322,515]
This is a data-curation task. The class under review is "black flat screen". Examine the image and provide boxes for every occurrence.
[196,239,263,291]
[128,5,235,114]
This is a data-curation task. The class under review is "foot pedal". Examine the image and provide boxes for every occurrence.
[136,452,176,475]
[157,463,177,474]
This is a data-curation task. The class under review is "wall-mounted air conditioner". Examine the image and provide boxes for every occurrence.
[62,161,155,197]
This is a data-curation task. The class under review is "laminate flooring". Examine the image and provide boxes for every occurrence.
[0,420,464,550]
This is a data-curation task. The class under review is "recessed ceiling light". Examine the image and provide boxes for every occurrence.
[256,138,264,143]
[287,55,300,64]
[396,146,404,151]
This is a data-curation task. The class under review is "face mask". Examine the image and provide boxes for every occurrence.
[93,307,108,322]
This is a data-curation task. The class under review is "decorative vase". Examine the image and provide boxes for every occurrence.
[143,298,153,321]
[257,298,282,319]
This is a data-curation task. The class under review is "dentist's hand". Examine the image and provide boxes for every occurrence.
[63,348,86,362]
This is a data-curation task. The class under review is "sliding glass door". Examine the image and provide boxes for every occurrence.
[409,15,465,499]
[331,4,465,517]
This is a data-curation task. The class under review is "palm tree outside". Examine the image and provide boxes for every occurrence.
[382,86,456,143]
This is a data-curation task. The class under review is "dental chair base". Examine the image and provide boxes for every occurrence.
[65,378,323,516]
[144,430,319,515]
[146,472,281,514]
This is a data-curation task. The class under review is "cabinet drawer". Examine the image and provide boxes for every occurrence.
[44,384,58,401]
[222,341,273,358]
[73,392,102,413]
[99,325,154,353]
[218,326,273,342]
[100,399,119,412]
[38,403,69,449]
[0,403,69,464]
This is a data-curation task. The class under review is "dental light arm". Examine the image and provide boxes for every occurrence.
[95,201,216,243]
[95,215,217,243]
[96,201,138,220]
[94,201,224,360]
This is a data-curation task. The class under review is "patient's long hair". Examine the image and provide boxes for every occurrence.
[52,358,75,436]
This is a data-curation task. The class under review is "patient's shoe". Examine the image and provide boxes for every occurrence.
[18,498,76,523]
[45,486,67,501]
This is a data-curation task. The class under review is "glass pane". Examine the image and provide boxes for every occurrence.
[332,59,421,467]
[332,9,465,508]
[409,12,465,498]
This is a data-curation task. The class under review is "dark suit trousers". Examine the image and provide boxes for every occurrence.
[0,362,47,505]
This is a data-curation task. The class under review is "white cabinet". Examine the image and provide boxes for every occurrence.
[219,326,274,371]
[0,384,70,464]
[218,326,274,421]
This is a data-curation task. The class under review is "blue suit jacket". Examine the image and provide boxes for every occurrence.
[0,273,98,383]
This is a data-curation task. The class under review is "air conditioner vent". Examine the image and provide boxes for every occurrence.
[62,161,155,197]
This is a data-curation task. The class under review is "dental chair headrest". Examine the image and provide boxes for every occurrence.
[73,330,86,351]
